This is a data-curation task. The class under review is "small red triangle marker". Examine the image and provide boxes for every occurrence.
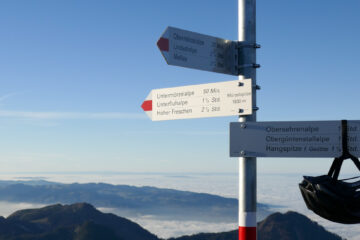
[157,37,169,52]
[141,100,152,111]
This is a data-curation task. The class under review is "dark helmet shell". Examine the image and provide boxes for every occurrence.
[299,175,360,224]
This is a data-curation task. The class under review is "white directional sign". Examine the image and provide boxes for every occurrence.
[157,26,238,75]
[230,121,360,158]
[141,79,252,121]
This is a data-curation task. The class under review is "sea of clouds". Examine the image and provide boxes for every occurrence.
[0,172,359,239]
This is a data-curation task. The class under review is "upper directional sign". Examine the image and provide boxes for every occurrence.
[141,79,252,121]
[157,26,238,76]
[230,121,360,158]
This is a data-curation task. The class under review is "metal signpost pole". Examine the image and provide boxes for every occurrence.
[151,1,258,238]
[238,0,257,240]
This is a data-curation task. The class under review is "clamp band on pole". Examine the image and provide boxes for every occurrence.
[237,42,261,49]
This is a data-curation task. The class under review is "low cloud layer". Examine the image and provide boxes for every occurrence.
[1,173,360,239]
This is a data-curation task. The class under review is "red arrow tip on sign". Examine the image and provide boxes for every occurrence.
[141,100,152,112]
[157,37,169,52]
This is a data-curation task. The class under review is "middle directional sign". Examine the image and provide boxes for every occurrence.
[157,26,238,76]
[141,79,252,121]
[230,120,360,158]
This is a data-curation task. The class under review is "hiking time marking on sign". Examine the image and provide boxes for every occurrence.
[142,79,252,121]
[230,121,360,158]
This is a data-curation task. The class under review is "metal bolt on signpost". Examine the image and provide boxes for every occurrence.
[238,0,257,240]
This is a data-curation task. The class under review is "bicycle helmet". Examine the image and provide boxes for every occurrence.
[299,120,360,224]
[299,174,360,224]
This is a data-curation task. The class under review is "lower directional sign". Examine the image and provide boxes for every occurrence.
[141,79,252,121]
[230,121,360,157]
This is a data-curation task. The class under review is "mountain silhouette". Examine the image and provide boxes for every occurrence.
[0,203,158,240]
[169,211,343,240]
[0,203,345,240]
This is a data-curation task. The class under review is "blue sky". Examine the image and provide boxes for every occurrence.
[1,0,360,174]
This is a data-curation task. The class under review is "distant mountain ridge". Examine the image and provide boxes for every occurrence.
[0,203,344,240]
[0,180,270,221]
